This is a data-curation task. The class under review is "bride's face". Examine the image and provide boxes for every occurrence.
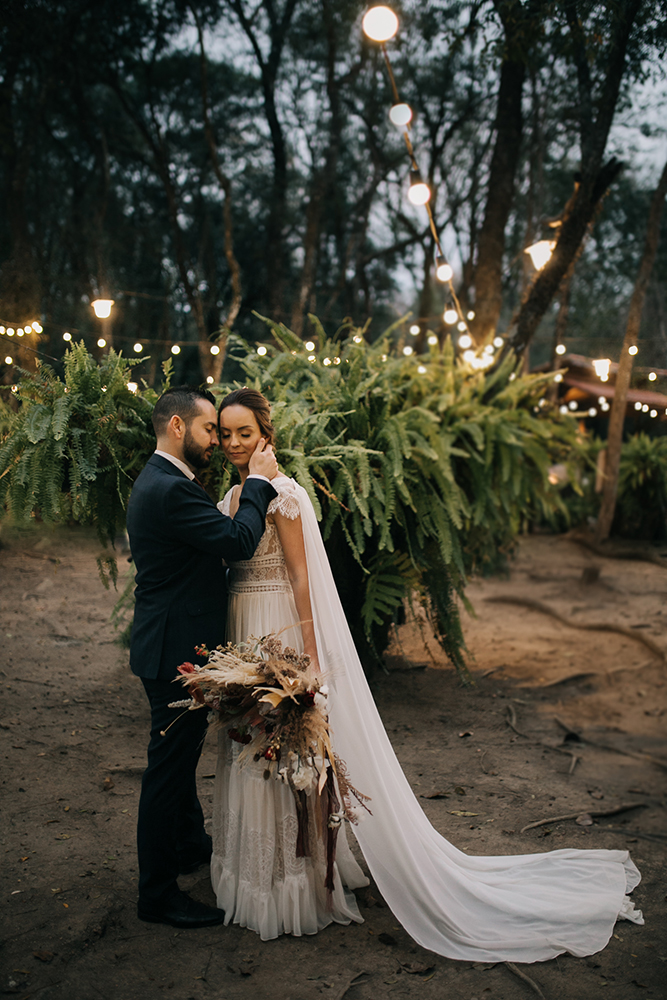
[218,404,262,469]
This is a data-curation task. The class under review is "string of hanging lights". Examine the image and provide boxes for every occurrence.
[361,6,486,361]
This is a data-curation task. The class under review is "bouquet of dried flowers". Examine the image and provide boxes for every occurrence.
[169,633,370,894]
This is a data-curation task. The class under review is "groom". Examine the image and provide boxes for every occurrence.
[126,385,278,928]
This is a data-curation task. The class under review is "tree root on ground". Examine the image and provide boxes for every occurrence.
[484,595,665,661]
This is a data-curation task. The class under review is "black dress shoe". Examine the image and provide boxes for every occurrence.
[138,890,225,928]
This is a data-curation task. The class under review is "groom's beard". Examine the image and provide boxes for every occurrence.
[183,427,213,470]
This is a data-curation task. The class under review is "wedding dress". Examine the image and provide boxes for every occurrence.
[212,479,368,939]
[213,476,642,960]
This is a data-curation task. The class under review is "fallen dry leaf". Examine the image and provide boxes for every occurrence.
[449,810,479,817]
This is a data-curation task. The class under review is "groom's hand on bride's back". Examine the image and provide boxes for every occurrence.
[248,437,279,480]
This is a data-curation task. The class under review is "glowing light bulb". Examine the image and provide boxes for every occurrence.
[308,355,316,362]
[467,311,475,321]
[33,322,43,333]
[493,337,503,348]
[568,400,578,410]
[323,358,332,366]
[650,409,657,418]
[17,328,24,336]
[210,344,220,355]
[133,343,143,353]
[642,404,649,412]
[443,308,458,325]
[5,355,13,364]
[592,358,611,381]
[555,344,566,356]
[484,344,494,354]
[362,6,399,42]
[333,357,341,364]
[462,350,475,363]
[554,373,563,382]
[127,382,138,393]
[409,324,420,335]
[435,257,453,282]
[559,405,568,414]
[588,408,597,417]
[525,240,555,270]
[648,371,657,381]
[417,365,427,374]
[389,103,412,127]
[171,345,181,355]
[24,324,31,332]
[206,376,214,384]
[427,335,438,346]
[305,341,315,350]
[352,335,363,343]
[7,328,14,336]
[408,169,430,206]
[628,345,638,356]
[634,401,642,411]
[92,299,114,319]
[63,332,72,341]
[256,345,267,356]
[458,333,473,349]
[0,327,4,333]
[403,346,413,356]
[97,338,106,348]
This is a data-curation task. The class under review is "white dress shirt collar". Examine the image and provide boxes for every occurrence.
[154,449,195,481]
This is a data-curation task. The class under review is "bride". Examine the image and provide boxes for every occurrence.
[211,387,642,961]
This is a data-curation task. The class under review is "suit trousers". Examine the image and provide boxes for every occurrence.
[137,678,210,904]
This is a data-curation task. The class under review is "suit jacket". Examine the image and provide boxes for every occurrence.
[126,454,277,680]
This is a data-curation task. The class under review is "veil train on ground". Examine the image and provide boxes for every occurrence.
[293,480,641,963]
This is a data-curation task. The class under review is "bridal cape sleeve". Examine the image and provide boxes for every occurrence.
[290,480,642,963]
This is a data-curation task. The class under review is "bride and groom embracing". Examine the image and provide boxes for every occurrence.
[126,384,642,962]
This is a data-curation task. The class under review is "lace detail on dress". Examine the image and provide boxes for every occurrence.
[267,478,301,521]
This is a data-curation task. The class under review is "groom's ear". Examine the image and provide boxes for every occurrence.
[168,414,186,439]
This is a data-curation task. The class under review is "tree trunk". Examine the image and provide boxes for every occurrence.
[595,157,667,543]
[470,41,525,345]
[509,0,642,355]
[192,6,242,380]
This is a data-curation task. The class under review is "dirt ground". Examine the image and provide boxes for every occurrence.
[1,522,665,1000]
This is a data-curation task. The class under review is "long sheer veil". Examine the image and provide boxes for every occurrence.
[292,481,642,962]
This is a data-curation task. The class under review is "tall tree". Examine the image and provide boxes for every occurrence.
[595,156,667,543]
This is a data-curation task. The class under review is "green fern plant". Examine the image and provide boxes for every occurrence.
[1,324,578,676]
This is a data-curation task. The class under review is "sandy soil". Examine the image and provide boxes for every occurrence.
[1,523,665,1000]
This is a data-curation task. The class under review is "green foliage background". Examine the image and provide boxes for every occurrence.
[0,320,582,676]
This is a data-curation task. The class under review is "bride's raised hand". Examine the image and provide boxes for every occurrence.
[248,437,279,480]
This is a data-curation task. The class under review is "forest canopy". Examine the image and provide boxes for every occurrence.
[1,0,667,387]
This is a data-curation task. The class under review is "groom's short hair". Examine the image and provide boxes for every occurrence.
[152,386,216,436]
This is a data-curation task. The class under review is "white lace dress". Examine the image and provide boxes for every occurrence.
[211,477,367,939]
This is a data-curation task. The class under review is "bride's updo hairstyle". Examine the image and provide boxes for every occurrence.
[217,388,276,446]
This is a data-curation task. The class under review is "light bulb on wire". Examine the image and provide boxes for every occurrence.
[362,6,399,42]
[389,103,412,128]
[435,255,453,282]
[408,169,430,206]
[443,306,458,325]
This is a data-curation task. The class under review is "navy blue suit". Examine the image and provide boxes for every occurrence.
[126,454,276,904]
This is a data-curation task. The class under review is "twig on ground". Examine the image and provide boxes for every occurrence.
[335,971,370,1000]
[603,827,667,845]
[505,703,528,738]
[520,802,647,833]
[554,717,667,771]
[567,529,667,568]
[485,596,665,661]
[504,962,546,999]
[505,705,581,772]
